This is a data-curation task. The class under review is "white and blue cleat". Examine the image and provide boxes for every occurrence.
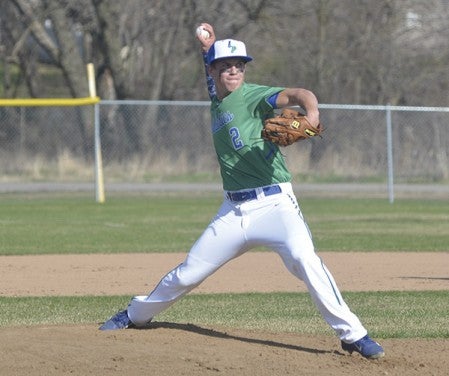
[99,310,134,331]
[341,335,385,359]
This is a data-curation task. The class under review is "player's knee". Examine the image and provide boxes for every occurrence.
[175,262,215,288]
[287,246,318,273]
[175,253,221,287]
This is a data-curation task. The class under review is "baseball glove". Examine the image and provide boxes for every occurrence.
[261,108,323,147]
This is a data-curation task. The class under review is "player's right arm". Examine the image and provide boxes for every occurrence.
[196,23,216,99]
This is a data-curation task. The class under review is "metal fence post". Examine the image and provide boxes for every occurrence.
[386,104,394,203]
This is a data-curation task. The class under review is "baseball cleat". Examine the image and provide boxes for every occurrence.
[341,335,385,359]
[99,309,134,330]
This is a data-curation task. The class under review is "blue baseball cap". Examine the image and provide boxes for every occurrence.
[207,39,253,65]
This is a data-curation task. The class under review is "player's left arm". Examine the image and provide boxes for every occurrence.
[275,88,320,128]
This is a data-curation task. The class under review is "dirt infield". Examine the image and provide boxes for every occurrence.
[1,252,448,375]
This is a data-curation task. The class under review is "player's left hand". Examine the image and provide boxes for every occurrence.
[262,108,323,147]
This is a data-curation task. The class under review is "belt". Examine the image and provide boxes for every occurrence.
[226,185,282,202]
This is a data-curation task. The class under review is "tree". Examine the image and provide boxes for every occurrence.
[0,0,448,106]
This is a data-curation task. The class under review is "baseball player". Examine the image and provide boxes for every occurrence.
[100,23,384,359]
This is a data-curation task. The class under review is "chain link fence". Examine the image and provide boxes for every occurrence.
[1,101,448,199]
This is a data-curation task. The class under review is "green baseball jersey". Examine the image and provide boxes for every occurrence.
[210,82,292,191]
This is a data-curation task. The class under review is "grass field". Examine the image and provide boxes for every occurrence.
[1,292,448,338]
[1,192,448,338]
[0,192,448,255]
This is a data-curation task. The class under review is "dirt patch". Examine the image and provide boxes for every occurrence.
[1,252,448,376]
[1,252,448,296]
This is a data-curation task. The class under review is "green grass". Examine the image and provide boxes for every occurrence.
[0,193,448,255]
[305,198,449,251]
[0,192,221,255]
[1,291,448,338]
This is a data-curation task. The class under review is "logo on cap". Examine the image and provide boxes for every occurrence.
[228,40,237,53]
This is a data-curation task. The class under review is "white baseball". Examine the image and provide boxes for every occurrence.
[196,26,210,39]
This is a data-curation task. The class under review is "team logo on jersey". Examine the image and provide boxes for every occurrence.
[228,40,237,53]
[212,111,234,133]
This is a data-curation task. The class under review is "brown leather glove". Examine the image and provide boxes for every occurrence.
[262,108,323,147]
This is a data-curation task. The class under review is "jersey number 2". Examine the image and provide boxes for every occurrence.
[229,127,244,150]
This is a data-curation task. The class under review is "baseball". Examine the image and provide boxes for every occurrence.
[196,26,210,39]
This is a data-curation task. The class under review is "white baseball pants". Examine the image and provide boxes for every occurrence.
[127,182,367,342]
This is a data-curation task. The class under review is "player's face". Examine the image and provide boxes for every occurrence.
[209,58,246,99]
